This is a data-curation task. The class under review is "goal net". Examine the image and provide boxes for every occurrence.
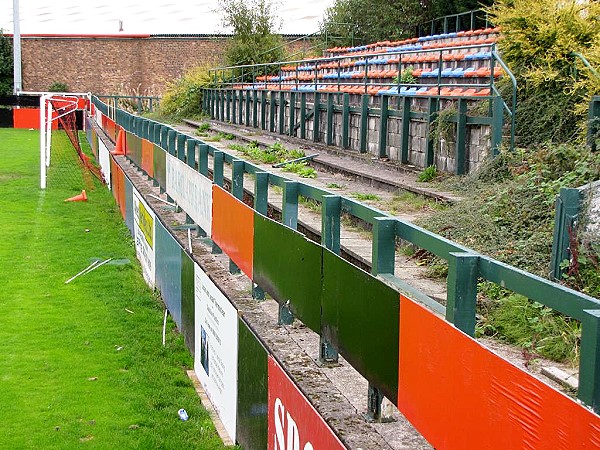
[40,93,104,190]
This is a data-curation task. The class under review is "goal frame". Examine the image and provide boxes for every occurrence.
[39,92,91,189]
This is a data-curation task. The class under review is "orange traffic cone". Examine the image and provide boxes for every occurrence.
[64,190,87,202]
[112,129,126,155]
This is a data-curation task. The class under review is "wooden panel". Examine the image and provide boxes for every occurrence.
[398,295,600,449]
[211,185,254,278]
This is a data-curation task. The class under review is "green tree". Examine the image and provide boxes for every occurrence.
[320,0,426,46]
[0,30,13,95]
[220,0,285,77]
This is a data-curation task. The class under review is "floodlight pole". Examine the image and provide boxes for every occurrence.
[13,0,22,94]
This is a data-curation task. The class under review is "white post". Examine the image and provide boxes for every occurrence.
[39,94,46,189]
[45,99,52,166]
[12,0,22,94]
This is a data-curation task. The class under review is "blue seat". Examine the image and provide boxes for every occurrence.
[451,67,465,77]
[440,68,454,77]
[422,68,440,78]
[379,86,399,95]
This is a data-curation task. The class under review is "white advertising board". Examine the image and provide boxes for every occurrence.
[95,109,103,126]
[194,263,238,442]
[132,187,156,286]
[98,139,111,190]
[165,153,212,236]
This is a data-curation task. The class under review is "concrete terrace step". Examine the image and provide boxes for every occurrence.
[182,119,463,204]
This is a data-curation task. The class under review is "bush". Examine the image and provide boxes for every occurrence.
[157,65,213,120]
[487,0,600,145]
[48,81,69,92]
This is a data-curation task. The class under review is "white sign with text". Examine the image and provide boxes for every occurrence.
[194,263,238,441]
[132,187,156,286]
[165,153,212,236]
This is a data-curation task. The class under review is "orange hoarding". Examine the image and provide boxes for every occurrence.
[211,186,254,278]
[141,138,154,177]
[398,295,600,449]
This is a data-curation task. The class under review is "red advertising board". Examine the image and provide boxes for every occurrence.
[268,356,346,450]
[398,294,600,449]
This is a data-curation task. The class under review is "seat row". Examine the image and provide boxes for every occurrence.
[326,27,500,56]
[230,83,493,97]
[257,66,502,83]
[279,49,494,74]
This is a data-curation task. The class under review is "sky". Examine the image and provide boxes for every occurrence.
[0,0,333,35]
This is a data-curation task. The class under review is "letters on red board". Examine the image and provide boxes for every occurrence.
[267,356,346,450]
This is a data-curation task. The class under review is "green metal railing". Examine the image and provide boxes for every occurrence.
[417,9,490,37]
[97,95,159,114]
[207,42,516,154]
[95,95,600,414]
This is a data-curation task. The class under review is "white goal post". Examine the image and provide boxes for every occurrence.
[38,92,91,189]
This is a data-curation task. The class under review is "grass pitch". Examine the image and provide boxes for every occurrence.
[0,129,235,449]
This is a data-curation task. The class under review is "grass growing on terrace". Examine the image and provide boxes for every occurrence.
[0,129,235,449]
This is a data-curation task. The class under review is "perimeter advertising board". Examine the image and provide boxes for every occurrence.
[165,153,212,235]
[268,356,346,450]
[98,139,111,189]
[194,263,238,442]
[132,187,156,286]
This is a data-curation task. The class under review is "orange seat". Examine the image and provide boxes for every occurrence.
[448,88,464,96]
[474,88,491,96]
[462,88,477,96]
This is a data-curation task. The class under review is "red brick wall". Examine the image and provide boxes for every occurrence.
[20,35,310,96]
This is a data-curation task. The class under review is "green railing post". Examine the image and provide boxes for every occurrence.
[491,95,504,156]
[326,93,334,146]
[254,172,269,216]
[198,144,209,177]
[226,89,231,122]
[426,97,439,167]
[238,89,244,125]
[213,150,224,187]
[372,217,396,276]
[366,384,384,423]
[228,158,245,275]
[360,94,369,154]
[167,129,177,156]
[320,194,341,364]
[252,90,258,128]
[342,93,350,149]
[446,252,479,336]
[231,159,244,200]
[550,187,582,280]
[252,172,269,301]
[455,98,468,175]
[313,92,321,143]
[176,134,187,161]
[378,95,389,158]
[245,90,251,126]
[231,89,237,124]
[282,181,299,229]
[300,93,307,139]
[401,96,411,163]
[289,91,296,137]
[278,91,285,134]
[579,309,600,413]
[321,195,341,254]
[269,91,277,133]
[186,138,196,169]
[260,91,267,130]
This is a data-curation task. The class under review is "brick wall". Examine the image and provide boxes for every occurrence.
[21,35,309,95]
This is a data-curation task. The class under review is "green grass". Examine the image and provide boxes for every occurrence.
[384,191,447,215]
[351,192,380,201]
[0,129,235,449]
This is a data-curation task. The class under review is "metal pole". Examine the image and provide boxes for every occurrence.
[13,0,22,94]
[39,95,46,189]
